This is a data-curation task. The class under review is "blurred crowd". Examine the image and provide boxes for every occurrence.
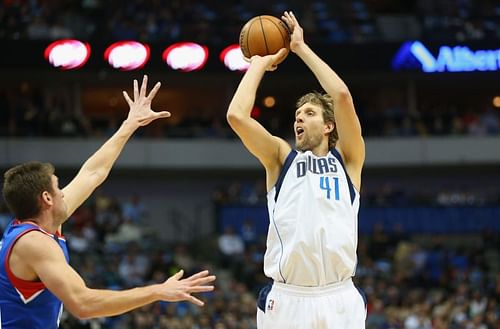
[1,0,498,44]
[357,226,499,329]
[1,191,498,329]
[1,84,499,139]
[212,179,500,207]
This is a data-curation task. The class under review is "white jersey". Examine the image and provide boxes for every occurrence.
[264,148,360,286]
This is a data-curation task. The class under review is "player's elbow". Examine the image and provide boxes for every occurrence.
[336,88,352,102]
[80,164,110,188]
[226,110,246,127]
[93,170,110,186]
[68,304,93,320]
[65,292,97,320]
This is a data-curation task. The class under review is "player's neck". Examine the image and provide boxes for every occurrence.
[25,212,59,234]
[309,143,330,157]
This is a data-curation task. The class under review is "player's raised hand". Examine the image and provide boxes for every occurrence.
[122,75,171,127]
[249,48,288,71]
[158,269,215,306]
[282,11,304,53]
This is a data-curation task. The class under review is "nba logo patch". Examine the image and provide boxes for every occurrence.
[267,299,275,311]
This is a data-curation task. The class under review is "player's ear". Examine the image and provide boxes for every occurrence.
[324,122,334,134]
[41,191,53,207]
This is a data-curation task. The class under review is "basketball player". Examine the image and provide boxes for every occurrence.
[227,12,366,328]
[0,75,215,328]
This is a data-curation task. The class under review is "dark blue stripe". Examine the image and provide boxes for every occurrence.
[257,282,273,312]
[271,207,286,283]
[274,150,297,202]
[330,148,356,204]
[271,150,296,283]
[356,285,368,308]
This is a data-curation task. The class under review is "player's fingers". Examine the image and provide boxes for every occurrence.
[190,275,216,286]
[188,285,215,293]
[137,112,170,126]
[281,17,292,30]
[283,12,295,31]
[290,11,300,26]
[146,82,161,101]
[276,48,287,57]
[156,111,171,118]
[185,294,204,306]
[141,111,171,123]
[281,13,291,25]
[140,75,148,98]
[133,79,139,100]
[270,48,287,68]
[122,91,133,106]
[185,270,210,281]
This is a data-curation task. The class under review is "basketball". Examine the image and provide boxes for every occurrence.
[239,15,291,63]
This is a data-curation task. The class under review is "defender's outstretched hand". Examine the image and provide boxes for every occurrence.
[282,11,305,53]
[158,269,216,306]
[123,75,171,126]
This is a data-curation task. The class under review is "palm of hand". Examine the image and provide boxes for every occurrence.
[289,29,304,52]
[164,277,188,302]
[123,75,170,126]
[129,98,154,123]
[282,11,304,53]
[160,269,215,306]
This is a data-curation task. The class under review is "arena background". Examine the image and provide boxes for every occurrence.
[0,1,499,328]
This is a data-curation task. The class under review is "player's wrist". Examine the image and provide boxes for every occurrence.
[121,118,141,131]
[248,60,269,74]
[291,42,308,55]
[145,284,162,302]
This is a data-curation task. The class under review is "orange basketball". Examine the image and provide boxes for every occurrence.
[239,15,291,64]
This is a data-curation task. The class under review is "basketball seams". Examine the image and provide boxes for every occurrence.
[245,21,251,58]
[258,16,271,55]
[239,21,251,58]
[266,17,288,49]
[239,15,290,61]
[247,18,261,59]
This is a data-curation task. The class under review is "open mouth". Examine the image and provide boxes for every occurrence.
[296,126,304,138]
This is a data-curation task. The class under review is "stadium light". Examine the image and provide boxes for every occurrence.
[220,45,250,72]
[162,42,209,72]
[104,41,150,71]
[44,39,91,70]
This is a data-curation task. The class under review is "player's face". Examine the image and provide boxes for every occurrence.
[49,175,67,222]
[294,103,327,152]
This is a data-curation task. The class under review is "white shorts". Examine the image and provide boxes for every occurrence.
[257,278,366,329]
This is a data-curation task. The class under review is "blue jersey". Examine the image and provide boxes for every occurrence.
[0,220,69,329]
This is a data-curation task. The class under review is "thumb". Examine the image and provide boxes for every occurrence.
[275,48,288,60]
[138,111,171,125]
[173,269,184,280]
[155,111,171,118]
[276,48,288,56]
